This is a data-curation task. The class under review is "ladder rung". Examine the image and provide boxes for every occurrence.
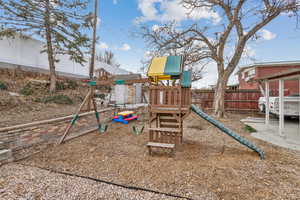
[160,122,180,126]
[159,116,175,120]
[148,127,181,133]
[147,142,175,148]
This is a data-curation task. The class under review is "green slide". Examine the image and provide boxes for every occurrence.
[191,104,265,159]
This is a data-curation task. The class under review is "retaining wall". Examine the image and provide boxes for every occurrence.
[0,108,114,163]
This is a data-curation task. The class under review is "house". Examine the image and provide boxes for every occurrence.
[0,34,129,78]
[236,61,300,95]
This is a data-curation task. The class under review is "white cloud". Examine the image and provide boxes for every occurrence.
[193,62,217,89]
[119,43,131,51]
[98,42,109,49]
[136,0,221,24]
[152,24,160,32]
[136,0,161,23]
[50,0,58,7]
[242,46,256,58]
[97,17,101,27]
[144,51,152,58]
[260,29,276,40]
[113,0,118,5]
[193,61,239,89]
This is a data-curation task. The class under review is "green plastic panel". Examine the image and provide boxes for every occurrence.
[181,70,191,88]
[88,81,97,86]
[164,56,182,76]
[115,80,125,85]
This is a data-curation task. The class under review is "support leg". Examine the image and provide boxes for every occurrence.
[91,93,102,133]
[279,79,284,136]
[58,90,91,144]
[265,81,270,125]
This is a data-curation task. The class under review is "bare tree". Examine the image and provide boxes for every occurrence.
[142,0,299,117]
[0,0,91,92]
[97,50,120,67]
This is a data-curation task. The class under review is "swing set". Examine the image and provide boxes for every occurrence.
[57,0,148,144]
[58,76,150,144]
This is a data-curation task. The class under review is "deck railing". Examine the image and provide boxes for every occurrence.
[149,86,191,108]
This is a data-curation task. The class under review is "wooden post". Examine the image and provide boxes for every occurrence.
[89,0,98,79]
[265,81,270,125]
[279,79,284,136]
[91,87,102,132]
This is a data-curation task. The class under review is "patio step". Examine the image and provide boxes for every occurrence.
[0,149,12,162]
[0,142,5,150]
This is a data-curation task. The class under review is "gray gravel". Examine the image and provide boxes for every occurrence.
[0,163,182,200]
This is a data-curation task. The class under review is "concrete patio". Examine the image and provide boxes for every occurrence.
[242,117,300,151]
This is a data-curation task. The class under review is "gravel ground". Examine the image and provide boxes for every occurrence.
[0,164,184,200]
[4,113,300,200]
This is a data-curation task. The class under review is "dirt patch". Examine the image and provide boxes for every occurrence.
[17,113,300,200]
[0,84,87,127]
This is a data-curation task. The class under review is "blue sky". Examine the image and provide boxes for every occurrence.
[94,0,300,88]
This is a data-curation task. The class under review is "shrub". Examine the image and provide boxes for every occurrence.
[34,97,42,103]
[42,94,73,105]
[244,125,257,133]
[95,93,106,99]
[67,80,78,89]
[75,95,84,102]
[56,81,66,91]
[20,84,33,96]
[0,81,8,90]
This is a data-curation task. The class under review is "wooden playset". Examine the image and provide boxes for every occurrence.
[58,55,265,159]
[146,56,192,154]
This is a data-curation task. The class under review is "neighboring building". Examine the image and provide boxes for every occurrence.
[236,61,300,94]
[94,69,143,105]
[0,34,129,78]
[227,83,239,90]
[112,74,143,104]
[0,34,143,104]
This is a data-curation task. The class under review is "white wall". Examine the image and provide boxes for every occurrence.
[135,83,142,103]
[114,85,128,104]
[0,35,91,77]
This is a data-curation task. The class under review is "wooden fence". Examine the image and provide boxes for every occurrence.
[192,89,262,112]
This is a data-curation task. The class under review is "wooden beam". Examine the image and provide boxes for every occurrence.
[124,78,151,84]
[0,108,113,133]
[92,78,151,86]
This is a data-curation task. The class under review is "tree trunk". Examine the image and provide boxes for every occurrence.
[89,0,98,79]
[45,0,56,93]
[213,74,229,118]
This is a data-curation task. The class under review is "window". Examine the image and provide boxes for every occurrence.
[248,69,255,77]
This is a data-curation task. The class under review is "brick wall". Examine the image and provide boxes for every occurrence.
[239,66,300,94]
[0,109,114,163]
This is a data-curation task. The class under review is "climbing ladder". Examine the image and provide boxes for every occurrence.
[147,85,191,155]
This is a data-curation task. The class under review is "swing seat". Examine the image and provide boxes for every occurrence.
[99,124,108,133]
[132,124,145,135]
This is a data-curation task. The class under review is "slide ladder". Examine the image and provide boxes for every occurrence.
[191,104,265,159]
